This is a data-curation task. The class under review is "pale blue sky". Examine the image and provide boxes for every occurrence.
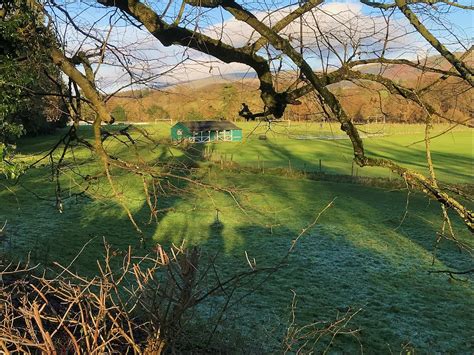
[55,0,473,38]
[51,0,473,90]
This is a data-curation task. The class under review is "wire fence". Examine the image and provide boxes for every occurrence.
[203,151,395,181]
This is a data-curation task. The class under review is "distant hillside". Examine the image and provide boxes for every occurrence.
[106,53,472,124]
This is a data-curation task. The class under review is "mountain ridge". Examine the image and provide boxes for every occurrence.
[105,53,472,124]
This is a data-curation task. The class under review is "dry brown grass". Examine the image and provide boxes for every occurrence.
[0,241,228,354]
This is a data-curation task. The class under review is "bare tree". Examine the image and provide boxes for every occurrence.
[2,2,473,351]
[16,0,473,234]
[0,240,280,353]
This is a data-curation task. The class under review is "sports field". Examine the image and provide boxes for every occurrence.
[144,121,473,182]
[1,122,473,352]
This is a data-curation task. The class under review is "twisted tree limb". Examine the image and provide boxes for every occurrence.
[32,0,474,232]
[394,0,473,86]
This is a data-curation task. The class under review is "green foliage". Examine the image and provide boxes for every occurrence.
[111,105,128,121]
[0,120,24,143]
[221,84,237,119]
[353,107,365,122]
[0,0,67,146]
[0,8,31,142]
[136,88,151,98]
[0,142,26,179]
[0,0,67,182]
[146,104,170,120]
[185,108,204,121]
[81,103,98,122]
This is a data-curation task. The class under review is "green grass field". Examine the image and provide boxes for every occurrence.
[217,122,472,183]
[1,122,473,352]
[134,121,473,183]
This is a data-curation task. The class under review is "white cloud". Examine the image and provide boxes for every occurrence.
[201,1,427,65]
[55,1,433,92]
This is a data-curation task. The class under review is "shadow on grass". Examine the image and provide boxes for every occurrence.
[2,127,473,352]
[223,182,474,352]
[1,135,210,275]
[365,138,473,183]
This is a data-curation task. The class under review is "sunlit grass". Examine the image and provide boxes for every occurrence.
[0,122,473,352]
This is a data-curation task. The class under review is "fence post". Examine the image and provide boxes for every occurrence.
[351,161,354,177]
[319,159,322,173]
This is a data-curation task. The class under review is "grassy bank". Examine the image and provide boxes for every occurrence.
[0,122,473,352]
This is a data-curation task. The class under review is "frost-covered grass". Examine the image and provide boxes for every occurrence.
[1,123,473,352]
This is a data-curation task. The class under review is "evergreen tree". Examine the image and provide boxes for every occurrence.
[0,0,67,149]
